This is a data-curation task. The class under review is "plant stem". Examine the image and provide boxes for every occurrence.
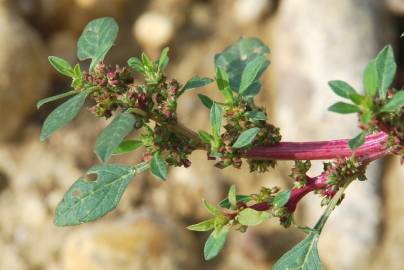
[245,132,389,160]
[284,137,389,213]
[313,181,351,233]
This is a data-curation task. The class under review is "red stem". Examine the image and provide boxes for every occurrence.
[246,132,388,160]
[245,132,390,213]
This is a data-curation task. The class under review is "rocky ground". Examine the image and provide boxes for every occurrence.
[0,0,403,269]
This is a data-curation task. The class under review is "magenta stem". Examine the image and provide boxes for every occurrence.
[246,132,390,213]
[246,132,388,160]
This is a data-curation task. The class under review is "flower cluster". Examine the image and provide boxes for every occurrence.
[212,98,281,171]
[319,158,367,206]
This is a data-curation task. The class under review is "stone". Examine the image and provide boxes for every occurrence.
[0,6,49,141]
[271,0,391,269]
[386,0,404,15]
[0,244,27,270]
[233,0,270,24]
[62,211,199,270]
[133,12,174,49]
[368,158,404,270]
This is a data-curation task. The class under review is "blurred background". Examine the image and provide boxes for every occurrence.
[0,0,403,269]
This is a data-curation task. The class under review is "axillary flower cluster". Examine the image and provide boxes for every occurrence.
[38,17,404,268]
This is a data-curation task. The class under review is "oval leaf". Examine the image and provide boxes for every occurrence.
[54,162,149,226]
[239,56,269,96]
[219,195,251,209]
[204,227,229,260]
[183,76,214,92]
[237,208,270,226]
[37,91,77,109]
[40,91,88,141]
[215,67,234,104]
[198,130,213,144]
[232,127,260,148]
[112,140,143,155]
[245,111,267,121]
[198,94,214,109]
[215,37,270,94]
[158,47,169,71]
[95,110,136,162]
[151,152,168,180]
[380,91,404,112]
[203,199,221,216]
[228,185,237,209]
[210,103,222,141]
[48,56,74,77]
[77,17,119,71]
[328,102,360,114]
[273,232,323,270]
[328,80,362,105]
[375,45,396,98]
[363,60,378,98]
[273,189,291,208]
[187,218,215,232]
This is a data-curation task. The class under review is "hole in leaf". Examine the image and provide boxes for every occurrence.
[241,54,247,61]
[84,173,98,182]
[73,189,83,198]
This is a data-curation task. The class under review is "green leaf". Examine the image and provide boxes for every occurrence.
[375,45,396,98]
[215,37,270,95]
[237,208,270,226]
[141,53,154,70]
[48,56,74,77]
[232,127,260,148]
[245,111,267,121]
[228,185,237,209]
[348,132,366,150]
[272,232,323,270]
[204,227,229,260]
[150,152,168,180]
[187,218,215,232]
[210,103,222,143]
[380,91,404,112]
[158,47,169,71]
[328,102,360,114]
[363,60,378,97]
[273,189,291,208]
[77,17,119,71]
[37,91,77,109]
[54,162,149,226]
[73,64,82,78]
[112,140,143,155]
[183,76,214,92]
[40,91,88,141]
[198,94,214,109]
[203,199,221,216]
[198,130,213,144]
[128,57,145,73]
[328,80,362,105]
[219,195,251,209]
[95,111,136,162]
[360,110,373,124]
[239,56,269,96]
[72,64,83,87]
[215,67,234,104]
